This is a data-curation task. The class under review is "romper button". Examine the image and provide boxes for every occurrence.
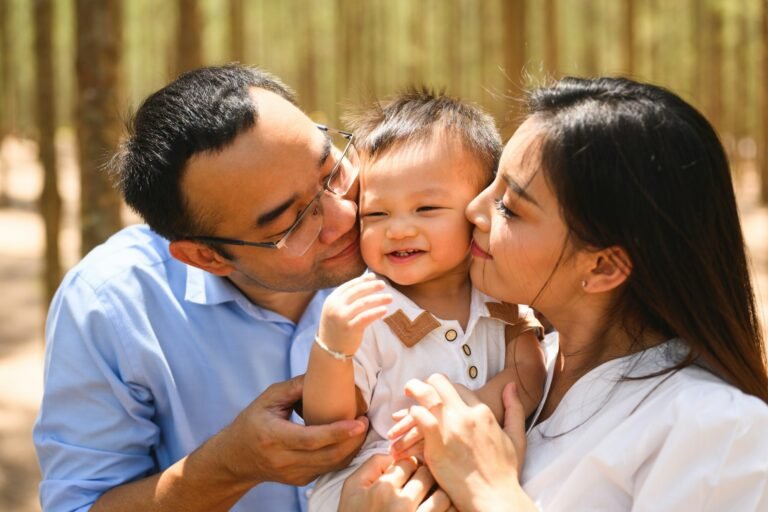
[445,329,458,342]
[462,344,471,356]
[468,366,478,379]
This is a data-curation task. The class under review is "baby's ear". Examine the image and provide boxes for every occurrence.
[582,246,632,293]
[169,240,235,276]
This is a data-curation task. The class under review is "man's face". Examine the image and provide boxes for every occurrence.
[180,88,365,295]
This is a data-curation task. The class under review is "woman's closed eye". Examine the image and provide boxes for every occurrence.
[494,198,518,219]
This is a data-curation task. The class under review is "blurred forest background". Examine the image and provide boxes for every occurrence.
[1,0,767,510]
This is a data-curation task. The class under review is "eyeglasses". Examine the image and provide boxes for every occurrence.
[186,125,359,256]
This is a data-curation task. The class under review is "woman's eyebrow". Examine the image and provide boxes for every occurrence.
[502,173,540,208]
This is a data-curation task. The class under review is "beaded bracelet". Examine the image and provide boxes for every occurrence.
[314,335,354,361]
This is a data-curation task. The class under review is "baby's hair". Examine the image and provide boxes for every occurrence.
[345,87,502,189]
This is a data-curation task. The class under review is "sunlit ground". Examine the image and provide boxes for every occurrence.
[0,135,766,512]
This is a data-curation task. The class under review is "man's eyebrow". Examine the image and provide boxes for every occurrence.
[257,195,297,227]
[502,174,540,208]
[318,135,332,168]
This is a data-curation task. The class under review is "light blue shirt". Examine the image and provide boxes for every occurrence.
[34,224,328,512]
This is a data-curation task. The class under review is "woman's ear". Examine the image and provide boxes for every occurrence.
[582,246,632,293]
[169,240,235,276]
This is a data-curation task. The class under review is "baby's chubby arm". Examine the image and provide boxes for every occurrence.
[470,330,546,422]
[303,274,392,426]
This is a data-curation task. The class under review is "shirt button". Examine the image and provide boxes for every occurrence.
[445,329,458,342]
[462,344,471,356]
[468,366,478,379]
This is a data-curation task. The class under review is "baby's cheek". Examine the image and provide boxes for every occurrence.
[359,226,383,272]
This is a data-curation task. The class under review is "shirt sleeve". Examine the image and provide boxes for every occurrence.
[632,384,768,512]
[33,275,160,512]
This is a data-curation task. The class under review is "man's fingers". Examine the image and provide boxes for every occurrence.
[417,488,452,512]
[259,374,305,409]
[424,373,466,408]
[392,408,409,422]
[281,415,368,451]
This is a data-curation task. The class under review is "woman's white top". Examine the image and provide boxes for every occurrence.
[523,333,768,511]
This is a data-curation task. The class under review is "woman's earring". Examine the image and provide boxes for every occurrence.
[581,280,587,288]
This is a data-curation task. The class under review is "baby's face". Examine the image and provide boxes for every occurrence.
[359,136,484,286]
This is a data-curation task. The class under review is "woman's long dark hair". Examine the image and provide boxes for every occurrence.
[529,77,768,403]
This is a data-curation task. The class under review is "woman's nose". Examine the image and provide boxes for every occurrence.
[466,188,491,232]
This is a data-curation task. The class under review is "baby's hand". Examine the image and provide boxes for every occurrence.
[318,274,392,356]
[387,408,425,460]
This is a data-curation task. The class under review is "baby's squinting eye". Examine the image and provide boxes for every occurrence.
[416,206,442,213]
[361,211,387,218]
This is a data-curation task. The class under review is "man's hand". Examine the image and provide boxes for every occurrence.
[220,374,369,486]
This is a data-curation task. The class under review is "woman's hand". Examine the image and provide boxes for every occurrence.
[397,375,537,512]
[339,454,454,512]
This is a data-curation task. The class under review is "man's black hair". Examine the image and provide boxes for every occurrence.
[112,64,296,241]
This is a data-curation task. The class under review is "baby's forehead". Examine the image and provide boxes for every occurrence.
[360,132,490,189]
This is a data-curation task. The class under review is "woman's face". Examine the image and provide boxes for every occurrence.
[466,118,582,314]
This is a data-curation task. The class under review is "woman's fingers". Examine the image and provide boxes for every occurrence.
[377,456,420,489]
[391,439,425,461]
[389,424,424,455]
[502,382,527,471]
[404,379,445,412]
[387,413,417,440]
[399,463,436,504]
[417,488,453,512]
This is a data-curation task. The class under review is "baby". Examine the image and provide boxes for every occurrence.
[303,89,546,511]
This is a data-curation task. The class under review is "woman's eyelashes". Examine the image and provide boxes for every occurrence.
[494,198,518,219]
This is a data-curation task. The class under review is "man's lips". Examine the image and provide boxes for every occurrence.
[470,239,492,259]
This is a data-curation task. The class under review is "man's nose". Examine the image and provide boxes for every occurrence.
[317,192,358,245]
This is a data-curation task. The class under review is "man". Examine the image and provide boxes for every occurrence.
[33,65,368,511]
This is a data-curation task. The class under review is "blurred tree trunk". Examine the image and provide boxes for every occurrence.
[623,0,635,76]
[762,0,768,204]
[582,0,598,76]
[176,0,203,76]
[502,0,526,135]
[297,1,317,114]
[229,0,244,63]
[0,0,11,206]
[697,0,722,134]
[336,0,364,103]
[407,0,425,85]
[544,0,559,77]
[75,0,123,254]
[445,0,462,94]
[34,0,62,303]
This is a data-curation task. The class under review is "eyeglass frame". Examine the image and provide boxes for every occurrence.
[184,124,357,252]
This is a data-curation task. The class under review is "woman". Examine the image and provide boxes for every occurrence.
[339,77,768,511]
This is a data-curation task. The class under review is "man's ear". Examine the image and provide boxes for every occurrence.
[169,240,235,276]
[582,246,632,293]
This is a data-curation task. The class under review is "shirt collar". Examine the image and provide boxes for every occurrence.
[380,277,510,347]
[185,265,244,306]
